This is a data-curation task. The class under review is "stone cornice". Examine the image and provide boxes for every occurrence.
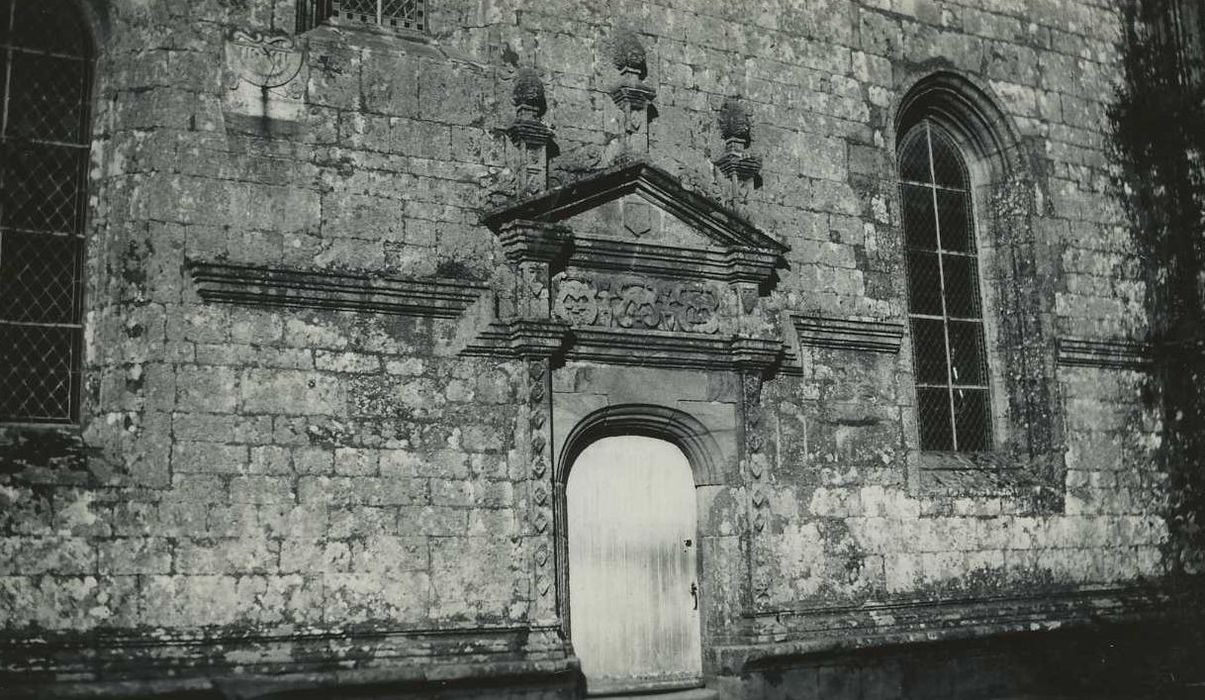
[1056,337,1154,370]
[495,220,573,265]
[791,314,906,353]
[465,325,784,372]
[462,320,571,359]
[189,262,487,319]
[780,314,905,374]
[567,329,783,371]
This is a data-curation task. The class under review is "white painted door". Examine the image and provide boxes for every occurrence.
[567,435,703,695]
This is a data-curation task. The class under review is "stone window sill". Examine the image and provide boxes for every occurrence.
[319,18,430,42]
[303,22,483,67]
[0,422,89,479]
[915,450,1064,512]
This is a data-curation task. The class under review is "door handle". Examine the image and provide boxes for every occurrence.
[690,583,698,610]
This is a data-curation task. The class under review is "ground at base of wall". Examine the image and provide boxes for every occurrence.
[736,622,1205,700]
[11,621,1205,700]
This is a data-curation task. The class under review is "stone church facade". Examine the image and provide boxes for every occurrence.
[2,0,1204,697]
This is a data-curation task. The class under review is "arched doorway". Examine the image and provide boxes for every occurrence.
[566,435,703,695]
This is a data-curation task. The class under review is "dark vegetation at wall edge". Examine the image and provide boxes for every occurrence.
[1110,0,1205,580]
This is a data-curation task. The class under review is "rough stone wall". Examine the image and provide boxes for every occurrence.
[0,0,1193,696]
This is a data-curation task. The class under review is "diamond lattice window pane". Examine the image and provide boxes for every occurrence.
[1,0,91,424]
[899,130,930,183]
[339,0,377,20]
[0,141,87,234]
[953,388,991,452]
[917,387,954,451]
[0,231,81,324]
[0,0,10,42]
[901,183,937,250]
[940,254,982,319]
[331,0,424,31]
[947,320,987,387]
[8,0,90,55]
[6,52,88,143]
[902,120,991,452]
[912,318,949,385]
[936,189,971,252]
[0,323,78,421]
[929,129,967,188]
[906,250,943,316]
[381,0,423,30]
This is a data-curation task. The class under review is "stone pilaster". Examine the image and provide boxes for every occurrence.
[495,219,572,625]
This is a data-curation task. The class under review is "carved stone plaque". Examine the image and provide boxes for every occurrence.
[223,29,306,122]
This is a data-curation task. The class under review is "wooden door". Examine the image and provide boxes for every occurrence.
[567,435,702,695]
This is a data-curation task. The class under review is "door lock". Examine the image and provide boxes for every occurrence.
[690,582,698,610]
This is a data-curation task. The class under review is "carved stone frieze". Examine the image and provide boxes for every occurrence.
[552,274,726,334]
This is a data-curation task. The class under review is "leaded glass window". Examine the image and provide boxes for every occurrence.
[900,121,992,452]
[0,0,91,422]
[297,0,426,34]
[334,0,425,32]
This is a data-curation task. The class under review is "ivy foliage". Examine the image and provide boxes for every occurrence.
[1110,0,1205,577]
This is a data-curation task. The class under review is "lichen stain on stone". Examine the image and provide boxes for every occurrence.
[771,522,826,601]
[56,490,99,535]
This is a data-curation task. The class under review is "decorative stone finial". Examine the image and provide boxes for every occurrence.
[513,67,546,119]
[713,95,761,207]
[718,96,752,146]
[611,27,647,77]
[607,28,655,164]
[505,67,554,197]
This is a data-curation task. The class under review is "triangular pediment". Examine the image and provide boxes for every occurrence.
[482,160,788,256]
[563,193,711,248]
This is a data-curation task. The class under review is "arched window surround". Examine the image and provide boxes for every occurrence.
[893,71,1065,494]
